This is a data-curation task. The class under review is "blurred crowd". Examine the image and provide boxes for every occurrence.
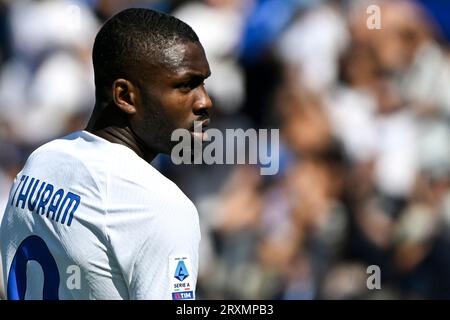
[1,0,450,300]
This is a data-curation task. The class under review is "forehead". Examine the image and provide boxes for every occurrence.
[159,41,210,78]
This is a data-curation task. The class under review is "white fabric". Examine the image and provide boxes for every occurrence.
[173,2,245,113]
[276,4,350,93]
[1,130,200,300]
[324,86,378,163]
[373,110,419,197]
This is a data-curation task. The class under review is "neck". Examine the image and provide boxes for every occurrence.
[86,104,157,163]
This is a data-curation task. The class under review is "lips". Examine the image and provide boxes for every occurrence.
[190,119,209,141]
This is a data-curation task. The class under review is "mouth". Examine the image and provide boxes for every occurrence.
[190,119,210,141]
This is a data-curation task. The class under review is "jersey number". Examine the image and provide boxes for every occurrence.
[7,235,60,300]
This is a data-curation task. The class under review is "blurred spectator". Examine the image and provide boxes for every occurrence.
[173,0,246,114]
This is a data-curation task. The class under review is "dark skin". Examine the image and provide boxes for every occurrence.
[86,41,212,163]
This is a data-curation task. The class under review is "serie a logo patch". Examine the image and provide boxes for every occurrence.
[169,255,195,300]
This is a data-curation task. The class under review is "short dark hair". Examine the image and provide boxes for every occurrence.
[92,8,199,94]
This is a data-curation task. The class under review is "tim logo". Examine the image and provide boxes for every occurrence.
[174,260,189,281]
[172,291,193,300]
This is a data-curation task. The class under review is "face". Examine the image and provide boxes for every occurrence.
[131,41,212,155]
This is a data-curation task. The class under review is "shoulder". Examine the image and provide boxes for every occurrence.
[30,131,198,222]
[25,131,110,191]
[107,150,197,214]
[104,156,200,277]
[105,154,199,242]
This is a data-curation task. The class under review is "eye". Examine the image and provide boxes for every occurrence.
[177,78,205,92]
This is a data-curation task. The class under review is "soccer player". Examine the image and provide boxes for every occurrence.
[0,8,212,300]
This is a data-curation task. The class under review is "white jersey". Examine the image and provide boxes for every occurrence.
[0,130,200,300]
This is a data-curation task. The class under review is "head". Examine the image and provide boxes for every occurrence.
[90,8,212,155]
[350,0,434,72]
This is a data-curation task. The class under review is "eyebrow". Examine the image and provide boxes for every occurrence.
[177,70,211,79]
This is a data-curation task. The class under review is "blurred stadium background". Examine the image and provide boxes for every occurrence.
[1,0,450,300]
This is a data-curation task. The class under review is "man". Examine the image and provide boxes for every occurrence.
[0,8,212,300]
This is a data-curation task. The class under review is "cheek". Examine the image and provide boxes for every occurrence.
[162,92,195,122]
[140,87,196,133]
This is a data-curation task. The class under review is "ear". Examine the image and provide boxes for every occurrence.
[112,79,138,114]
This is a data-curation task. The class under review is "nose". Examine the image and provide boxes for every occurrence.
[193,85,213,116]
